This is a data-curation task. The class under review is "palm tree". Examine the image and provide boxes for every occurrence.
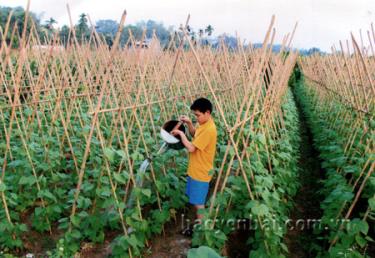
[76,13,89,43]
[77,14,88,33]
[42,17,57,41]
[205,25,214,36]
[45,17,57,30]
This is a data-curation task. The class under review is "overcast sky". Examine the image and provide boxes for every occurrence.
[1,0,374,52]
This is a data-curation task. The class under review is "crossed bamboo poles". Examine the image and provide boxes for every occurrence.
[0,4,301,256]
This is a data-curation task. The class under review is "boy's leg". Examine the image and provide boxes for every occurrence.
[188,178,209,223]
[194,204,205,221]
[182,177,209,237]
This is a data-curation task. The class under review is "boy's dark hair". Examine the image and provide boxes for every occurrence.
[190,97,213,113]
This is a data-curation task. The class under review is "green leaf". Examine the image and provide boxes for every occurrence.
[130,151,144,161]
[280,243,289,252]
[18,224,28,232]
[127,234,140,248]
[187,246,223,258]
[113,173,127,184]
[152,209,170,224]
[53,205,62,213]
[77,197,92,209]
[369,198,375,211]
[228,146,235,156]
[58,218,69,230]
[71,229,82,239]
[24,108,33,116]
[358,221,369,234]
[98,187,111,198]
[70,215,81,227]
[104,147,115,162]
[348,219,369,235]
[39,190,57,202]
[141,188,151,198]
[272,157,279,167]
[118,202,126,211]
[257,133,266,145]
[131,211,141,221]
[355,235,367,248]
[116,150,127,159]
[341,191,354,201]
[8,160,24,168]
[0,181,6,192]
[18,176,36,186]
[245,200,257,210]
[214,231,227,241]
[252,203,269,216]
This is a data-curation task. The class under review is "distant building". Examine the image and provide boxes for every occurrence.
[134,38,161,53]
[135,40,149,49]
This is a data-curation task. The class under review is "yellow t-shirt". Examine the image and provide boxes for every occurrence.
[187,118,217,182]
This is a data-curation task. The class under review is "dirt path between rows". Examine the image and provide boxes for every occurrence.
[284,88,324,258]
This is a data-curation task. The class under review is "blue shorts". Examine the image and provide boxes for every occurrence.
[185,176,209,205]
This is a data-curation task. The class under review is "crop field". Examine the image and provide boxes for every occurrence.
[295,36,375,257]
[0,5,374,258]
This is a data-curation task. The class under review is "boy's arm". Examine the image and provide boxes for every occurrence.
[171,130,196,153]
[187,122,196,137]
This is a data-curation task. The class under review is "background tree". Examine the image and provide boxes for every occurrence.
[216,34,238,50]
[120,24,143,47]
[0,6,42,48]
[205,25,214,36]
[42,17,57,40]
[59,25,70,46]
[137,20,171,45]
[75,13,90,43]
[95,19,119,47]
[45,17,57,30]
[307,47,322,55]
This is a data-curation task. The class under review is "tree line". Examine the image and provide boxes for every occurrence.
[0,5,323,55]
[0,5,215,49]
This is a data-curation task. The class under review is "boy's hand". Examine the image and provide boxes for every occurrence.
[180,115,196,137]
[180,115,191,124]
[171,129,184,136]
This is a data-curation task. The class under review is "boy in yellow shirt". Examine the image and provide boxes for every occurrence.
[171,98,217,236]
